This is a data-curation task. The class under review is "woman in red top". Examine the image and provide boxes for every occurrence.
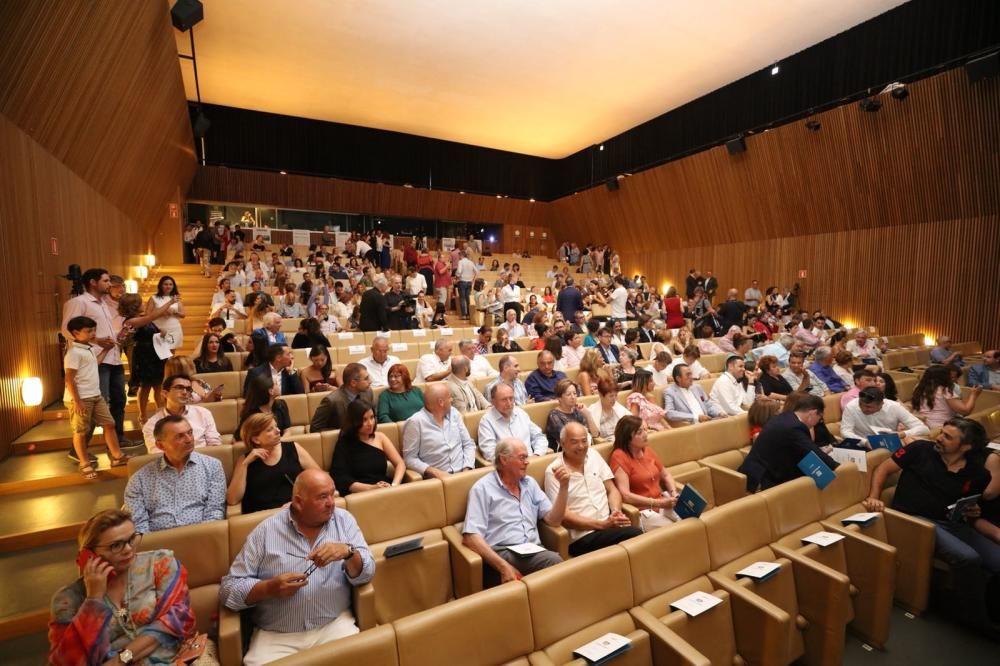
[433,251,452,310]
[661,285,685,330]
[609,416,681,531]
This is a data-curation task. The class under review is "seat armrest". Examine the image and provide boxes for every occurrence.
[701,462,747,506]
[882,508,936,615]
[217,606,242,666]
[442,524,483,598]
[621,503,641,528]
[404,468,423,483]
[707,572,793,666]
[630,606,712,666]
[770,544,851,628]
[528,651,559,666]
[475,450,490,468]
[225,503,242,518]
[539,522,571,560]
[352,582,376,630]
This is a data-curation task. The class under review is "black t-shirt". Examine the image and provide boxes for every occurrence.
[890,440,990,521]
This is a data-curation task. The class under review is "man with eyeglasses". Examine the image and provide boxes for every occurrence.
[141,375,221,452]
[125,414,226,533]
[462,437,570,588]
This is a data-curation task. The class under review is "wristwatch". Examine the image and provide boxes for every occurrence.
[346,544,356,559]
[118,648,134,664]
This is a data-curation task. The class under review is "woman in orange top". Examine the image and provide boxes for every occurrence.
[609,416,680,531]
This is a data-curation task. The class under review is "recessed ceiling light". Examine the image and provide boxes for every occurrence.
[771,64,780,75]
[403,183,413,188]
[598,145,605,151]
[459,191,465,195]
[529,198,535,203]
[279,170,287,175]
[496,195,502,199]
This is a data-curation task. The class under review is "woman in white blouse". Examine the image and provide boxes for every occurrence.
[145,275,185,351]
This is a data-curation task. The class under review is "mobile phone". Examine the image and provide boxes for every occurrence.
[213,384,225,394]
[76,548,117,578]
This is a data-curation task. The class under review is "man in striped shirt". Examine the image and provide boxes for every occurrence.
[221,470,375,666]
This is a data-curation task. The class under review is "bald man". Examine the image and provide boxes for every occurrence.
[401,383,476,479]
[221,469,375,665]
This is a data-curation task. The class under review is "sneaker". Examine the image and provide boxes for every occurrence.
[120,439,147,451]
[68,451,99,465]
[127,386,138,397]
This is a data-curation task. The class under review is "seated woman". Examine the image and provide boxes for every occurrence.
[542,285,555,304]
[491,327,523,354]
[668,327,692,357]
[609,416,680,531]
[875,371,899,401]
[331,400,406,495]
[193,333,234,374]
[291,317,328,349]
[236,373,292,439]
[299,345,338,392]
[576,348,613,397]
[377,363,424,423]
[414,292,433,329]
[626,370,671,431]
[748,399,782,443]
[49,509,207,665]
[911,364,982,429]
[616,348,638,390]
[227,414,321,514]
[832,350,857,387]
[623,328,644,361]
[588,376,630,441]
[757,355,793,401]
[244,330,270,370]
[733,334,755,364]
[716,326,742,353]
[544,379,600,451]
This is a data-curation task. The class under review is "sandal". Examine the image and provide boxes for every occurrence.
[79,464,98,480]
[109,454,132,468]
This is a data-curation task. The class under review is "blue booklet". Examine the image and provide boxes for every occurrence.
[835,438,865,450]
[674,484,708,520]
[797,451,836,489]
[867,433,903,453]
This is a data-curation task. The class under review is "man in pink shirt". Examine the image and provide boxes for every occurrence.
[840,369,879,409]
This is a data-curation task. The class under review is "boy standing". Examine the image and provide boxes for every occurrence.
[64,316,130,479]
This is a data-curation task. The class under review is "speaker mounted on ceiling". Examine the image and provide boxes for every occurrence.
[605,178,620,192]
[171,0,204,32]
[725,136,746,155]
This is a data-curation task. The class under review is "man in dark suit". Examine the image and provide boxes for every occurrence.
[359,275,389,331]
[685,269,703,299]
[636,315,657,343]
[595,326,620,364]
[243,344,304,398]
[738,393,839,491]
[310,363,373,432]
[703,271,718,303]
[716,289,748,332]
[555,277,584,323]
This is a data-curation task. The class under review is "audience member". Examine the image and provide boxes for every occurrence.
[142,375,222,452]
[300,345,337,392]
[840,387,930,443]
[609,416,680,530]
[416,339,454,382]
[757,354,794,401]
[561,330,586,370]
[491,327,522,353]
[359,275,389,331]
[238,372,293,439]
[710,355,758,415]
[666,345,711,380]
[556,277,584,323]
[377,363,424,423]
[839,369,878,408]
[911,365,981,429]
[478,383,548,462]
[808,346,849,393]
[447,357,491,413]
[484,355,532,406]
[359,337,400,388]
[782,351,828,397]
[255,313,287,346]
[845,329,886,364]
[455,250,478,320]
[244,344,304,397]
[331,400,406,495]
[744,280,763,310]
[968,350,1000,389]
[716,289,748,331]
[626,370,671,431]
[228,414,321,513]
[310,363,374,432]
[194,332,234,374]
[401,384,476,479]
[930,336,964,366]
[545,379,600,451]
[221,470,374,665]
[663,364,726,424]
[525,350,568,402]
[460,339,498,379]
[594,326,621,364]
[649,351,673,387]
[751,333,795,368]
[747,399,782,442]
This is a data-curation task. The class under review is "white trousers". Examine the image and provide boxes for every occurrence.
[243,610,359,666]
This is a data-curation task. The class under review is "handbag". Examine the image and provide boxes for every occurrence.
[174,632,218,665]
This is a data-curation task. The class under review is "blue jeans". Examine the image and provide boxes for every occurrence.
[98,364,126,440]
[933,520,1000,630]
[457,281,472,318]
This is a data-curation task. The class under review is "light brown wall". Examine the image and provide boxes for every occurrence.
[0,1,196,454]
[549,67,1000,346]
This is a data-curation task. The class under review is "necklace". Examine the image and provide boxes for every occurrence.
[105,572,137,638]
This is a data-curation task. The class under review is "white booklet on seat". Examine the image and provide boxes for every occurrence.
[572,632,632,664]
[829,447,867,472]
[841,512,880,527]
[669,590,723,617]
[987,442,1000,452]
[505,543,546,556]
[735,561,781,582]
[801,531,845,548]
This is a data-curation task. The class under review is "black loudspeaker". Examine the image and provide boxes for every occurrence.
[605,178,620,192]
[192,111,211,139]
[966,52,999,83]
[171,0,204,32]
[725,137,746,155]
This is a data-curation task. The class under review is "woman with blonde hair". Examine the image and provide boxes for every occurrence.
[669,327,692,357]
[626,370,670,431]
[576,348,613,396]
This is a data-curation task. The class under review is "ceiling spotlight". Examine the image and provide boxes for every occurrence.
[804,119,821,131]
[403,183,413,188]
[496,195,502,199]
[890,85,909,100]
[279,170,287,175]
[529,198,536,203]
[859,97,882,113]
[770,64,780,76]
[598,144,605,151]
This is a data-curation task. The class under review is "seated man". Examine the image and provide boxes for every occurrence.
[793,318,821,351]
[221,470,375,666]
[254,312,287,345]
[663,364,726,424]
[845,329,886,364]
[967,349,1000,390]
[739,394,839,491]
[415,339,453,383]
[751,333,795,368]
[244,343,304,397]
[840,368,878,408]
[544,423,642,556]
[210,289,247,322]
[930,336,964,367]
[781,351,829,397]
[401,383,476,479]
[142,374,221,452]
[864,418,998,635]
[709,355,758,416]
[649,351,673,388]
[478,383,548,462]
[525,350,567,402]
[840,387,930,443]
[594,326,621,364]
[447,357,491,414]
[808,346,849,393]
[310,363,373,432]
[358,337,400,389]
[275,287,307,319]
[460,339,498,379]
[124,415,226,533]
[484,355,532,406]
[314,302,341,334]
[463,438,569,588]
[666,345,711,379]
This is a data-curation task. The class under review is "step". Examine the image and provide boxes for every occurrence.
[11,419,144,456]
[0,629,48,662]
[0,541,77,618]
[0,449,128,496]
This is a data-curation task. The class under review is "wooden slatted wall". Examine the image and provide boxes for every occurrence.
[0,1,196,455]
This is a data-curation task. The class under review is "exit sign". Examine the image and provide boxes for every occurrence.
[797,269,808,279]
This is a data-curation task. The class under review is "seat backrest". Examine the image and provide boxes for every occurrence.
[269,624,399,666]
[522,401,554,430]
[394,583,534,666]
[670,463,716,507]
[693,413,751,457]
[227,507,282,561]
[442,467,493,525]
[894,375,917,403]
[819,462,866,517]
[127,445,236,483]
[320,429,340,470]
[195,371,242,399]
[291,433,323,469]
[463,408,488,444]
[526,451,559,486]
[307,390,333,422]
[283,393,310,427]
[337,344,370,366]
[822,393,842,423]
[645,429,700,468]
[701,494,773,570]
[699,449,745,471]
[759,477,823,539]
[621,519,711,606]
[202,400,239,438]
[346,480,446,544]
[700,353,728,374]
[388,342,422,360]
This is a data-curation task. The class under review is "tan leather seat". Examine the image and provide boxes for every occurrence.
[623,519,783,665]
[320,429,340,470]
[440,467,493,597]
[283,393,310,427]
[761,476,895,649]
[345,481,452,627]
[523,547,656,665]
[698,449,749,506]
[195,371,242,399]
[692,413,751,458]
[203,399,239,438]
[821,394,842,424]
[268,624,398,665]
[127,445,235,483]
[668,462,719,512]
[522,401,555,431]
[394,579,533,666]
[386,341,422,360]
[307,390,334,423]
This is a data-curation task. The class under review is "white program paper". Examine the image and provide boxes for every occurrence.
[736,561,781,580]
[505,543,546,556]
[987,442,1000,452]
[412,329,427,337]
[439,327,454,335]
[801,531,845,548]
[391,343,409,352]
[842,512,880,524]
[669,591,723,617]
[573,633,631,663]
[829,447,867,472]
[338,332,355,339]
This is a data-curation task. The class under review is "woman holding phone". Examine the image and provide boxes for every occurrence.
[49,509,212,665]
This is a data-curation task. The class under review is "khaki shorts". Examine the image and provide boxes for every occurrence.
[69,395,113,434]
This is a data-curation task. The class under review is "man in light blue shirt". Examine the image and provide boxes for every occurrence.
[478,383,549,462]
[483,355,531,406]
[221,470,374,666]
[124,415,226,533]
[401,383,476,479]
[462,438,569,588]
[751,333,795,368]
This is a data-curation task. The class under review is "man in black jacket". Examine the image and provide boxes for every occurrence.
[359,276,389,331]
[716,289,748,332]
[555,277,584,323]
